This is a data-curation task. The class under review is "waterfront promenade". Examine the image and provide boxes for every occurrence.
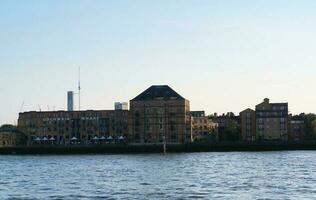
[2,141,316,155]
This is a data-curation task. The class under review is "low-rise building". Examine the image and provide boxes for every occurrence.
[0,130,27,147]
[0,131,17,146]
[191,111,218,142]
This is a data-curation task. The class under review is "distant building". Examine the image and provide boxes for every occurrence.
[18,110,129,145]
[115,102,128,110]
[191,111,218,142]
[67,91,74,111]
[129,85,192,144]
[0,131,17,146]
[240,108,256,141]
[255,98,288,140]
[190,111,205,118]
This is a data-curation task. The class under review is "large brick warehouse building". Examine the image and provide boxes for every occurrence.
[18,85,194,145]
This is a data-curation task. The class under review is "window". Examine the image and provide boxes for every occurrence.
[160,124,164,131]
[159,117,163,123]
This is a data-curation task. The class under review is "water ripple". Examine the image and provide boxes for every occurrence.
[1,151,316,199]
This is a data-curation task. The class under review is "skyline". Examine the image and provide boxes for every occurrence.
[2,0,316,125]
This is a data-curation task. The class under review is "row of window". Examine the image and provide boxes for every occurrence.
[258,124,287,130]
[257,112,287,117]
[258,118,286,123]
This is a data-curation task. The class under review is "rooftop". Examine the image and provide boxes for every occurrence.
[132,85,185,101]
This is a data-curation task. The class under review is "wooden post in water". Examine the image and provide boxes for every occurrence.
[162,136,167,155]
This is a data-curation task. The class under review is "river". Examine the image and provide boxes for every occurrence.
[0,151,316,199]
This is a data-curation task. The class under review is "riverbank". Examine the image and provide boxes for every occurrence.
[2,141,316,154]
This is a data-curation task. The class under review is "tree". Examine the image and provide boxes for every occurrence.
[219,119,241,141]
[302,114,316,140]
[311,120,316,139]
[0,124,17,132]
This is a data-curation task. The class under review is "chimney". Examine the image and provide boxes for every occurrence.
[264,98,270,104]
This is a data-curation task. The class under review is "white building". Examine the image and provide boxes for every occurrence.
[115,102,128,110]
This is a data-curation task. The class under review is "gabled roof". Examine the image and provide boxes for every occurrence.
[131,85,185,101]
[240,108,255,113]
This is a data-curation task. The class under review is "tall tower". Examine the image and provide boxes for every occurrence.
[78,67,81,111]
[67,91,74,111]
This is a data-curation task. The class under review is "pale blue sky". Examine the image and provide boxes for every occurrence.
[1,0,316,125]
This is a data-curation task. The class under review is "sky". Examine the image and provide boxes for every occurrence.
[1,0,316,125]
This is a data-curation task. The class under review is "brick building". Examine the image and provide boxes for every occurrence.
[18,110,129,145]
[129,85,192,144]
[256,98,288,140]
[191,111,218,142]
[18,85,193,145]
[240,108,256,141]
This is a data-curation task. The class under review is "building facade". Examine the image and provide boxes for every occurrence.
[0,131,17,146]
[255,98,288,140]
[129,85,192,144]
[18,85,193,145]
[18,110,129,145]
[240,108,256,141]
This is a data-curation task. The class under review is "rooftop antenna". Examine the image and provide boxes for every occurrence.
[78,67,81,111]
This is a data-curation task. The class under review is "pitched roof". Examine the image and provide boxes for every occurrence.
[240,108,255,113]
[131,85,185,101]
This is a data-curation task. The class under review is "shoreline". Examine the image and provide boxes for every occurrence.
[1,141,316,155]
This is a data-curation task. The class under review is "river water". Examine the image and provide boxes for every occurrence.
[0,151,316,199]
